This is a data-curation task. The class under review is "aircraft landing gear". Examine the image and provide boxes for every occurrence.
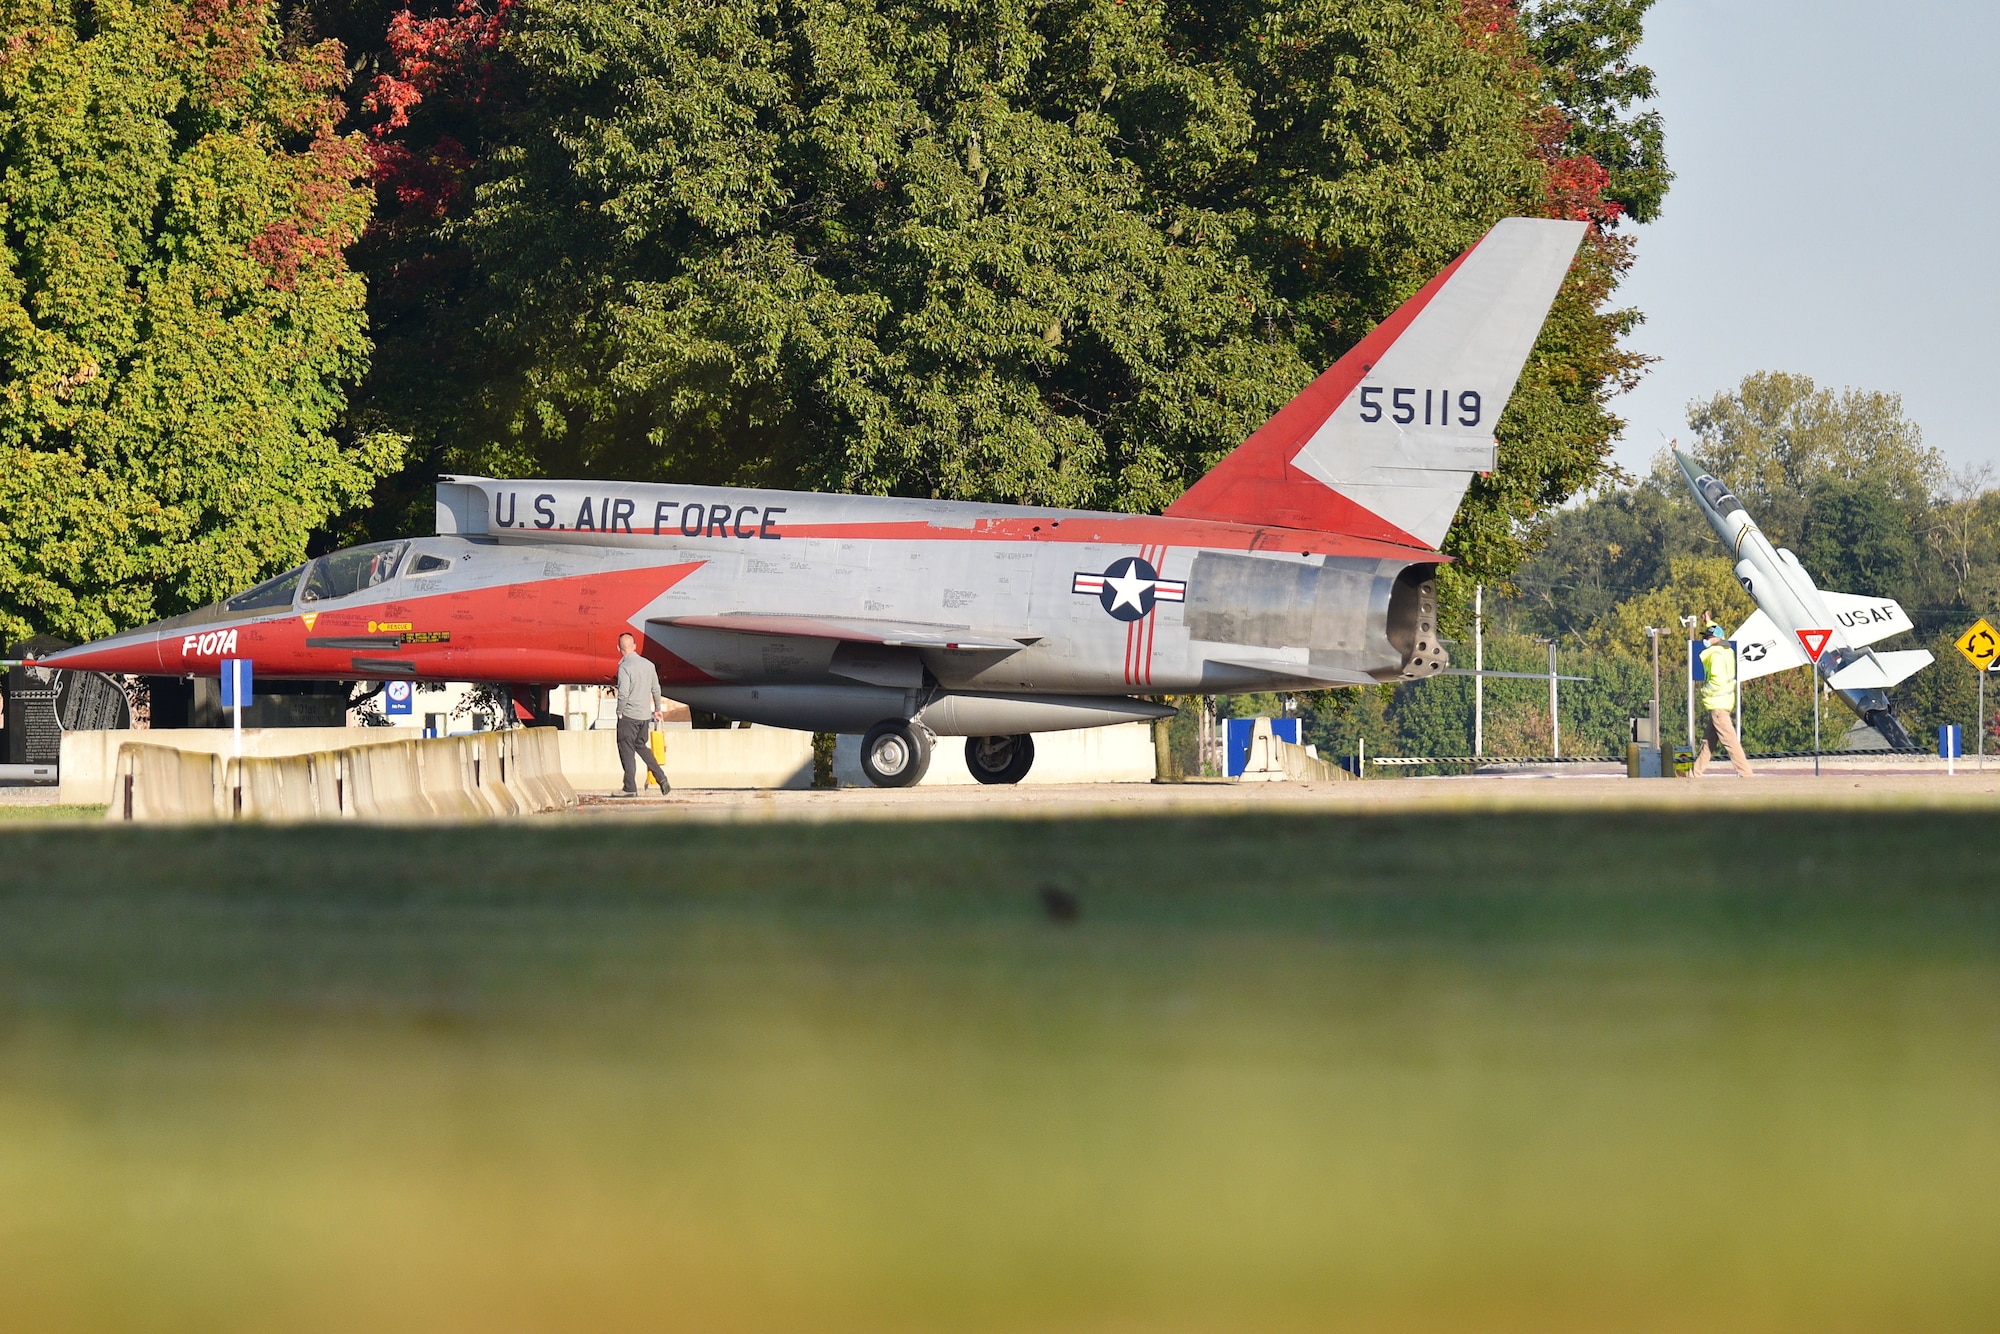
[861,719,932,787]
[966,734,1035,785]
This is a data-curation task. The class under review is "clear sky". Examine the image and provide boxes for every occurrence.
[1609,0,2000,479]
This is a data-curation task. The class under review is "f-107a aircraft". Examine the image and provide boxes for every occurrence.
[38,218,1587,785]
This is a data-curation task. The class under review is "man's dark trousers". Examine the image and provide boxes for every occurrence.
[617,717,670,793]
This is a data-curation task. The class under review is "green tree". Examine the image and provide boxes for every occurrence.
[1579,555,1752,661]
[1521,0,1669,223]
[1301,683,1395,769]
[1389,671,1473,758]
[1509,477,1705,636]
[1800,477,1920,603]
[0,0,398,646]
[1919,464,2000,615]
[1683,371,1940,551]
[1723,668,1810,753]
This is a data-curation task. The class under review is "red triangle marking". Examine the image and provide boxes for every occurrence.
[1796,628,1833,663]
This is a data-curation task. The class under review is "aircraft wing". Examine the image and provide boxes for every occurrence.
[650,613,1038,652]
[1820,591,1915,647]
[1731,609,1809,681]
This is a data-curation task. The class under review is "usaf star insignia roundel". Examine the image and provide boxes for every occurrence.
[1072,556,1187,622]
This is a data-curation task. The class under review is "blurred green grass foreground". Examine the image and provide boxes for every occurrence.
[2,810,1997,1333]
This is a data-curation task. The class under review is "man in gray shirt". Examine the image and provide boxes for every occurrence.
[614,631,671,795]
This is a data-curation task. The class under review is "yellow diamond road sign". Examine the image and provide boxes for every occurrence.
[1956,618,2000,671]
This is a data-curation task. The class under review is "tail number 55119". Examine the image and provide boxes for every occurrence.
[1358,387,1481,427]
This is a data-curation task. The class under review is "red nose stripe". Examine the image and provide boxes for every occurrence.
[36,561,705,685]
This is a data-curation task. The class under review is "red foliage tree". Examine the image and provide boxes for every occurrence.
[361,0,512,226]
[1459,0,1623,229]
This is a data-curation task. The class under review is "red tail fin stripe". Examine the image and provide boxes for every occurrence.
[1163,241,1482,544]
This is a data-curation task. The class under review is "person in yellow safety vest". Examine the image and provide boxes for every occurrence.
[1690,623,1754,778]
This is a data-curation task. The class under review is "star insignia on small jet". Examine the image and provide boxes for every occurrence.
[1072,557,1186,622]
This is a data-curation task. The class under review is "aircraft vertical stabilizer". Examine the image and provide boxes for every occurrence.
[1165,217,1588,547]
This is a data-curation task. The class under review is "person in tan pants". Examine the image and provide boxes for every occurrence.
[1690,623,1755,778]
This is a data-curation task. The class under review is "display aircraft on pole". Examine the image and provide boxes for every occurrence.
[1674,449,1932,749]
[37,218,1586,785]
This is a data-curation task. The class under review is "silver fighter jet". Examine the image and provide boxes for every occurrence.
[1675,449,1932,749]
[41,219,1589,784]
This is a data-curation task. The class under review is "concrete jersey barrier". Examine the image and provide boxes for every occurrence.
[474,733,518,815]
[105,744,225,822]
[101,731,578,822]
[1235,718,1350,783]
[505,729,576,812]
[413,737,493,819]
[72,724,809,803]
[89,720,1157,816]
[65,728,416,806]
[223,753,320,821]
[348,740,435,820]
[503,731,550,811]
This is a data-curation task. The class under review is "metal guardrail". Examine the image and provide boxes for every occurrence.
[1732,749,1926,761]
[1370,750,1928,768]
[1368,755,1621,766]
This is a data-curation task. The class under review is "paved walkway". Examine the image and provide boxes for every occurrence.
[572,770,2000,824]
[18,769,1997,824]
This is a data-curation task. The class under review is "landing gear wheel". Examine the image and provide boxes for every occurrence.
[966,734,1035,785]
[861,720,932,788]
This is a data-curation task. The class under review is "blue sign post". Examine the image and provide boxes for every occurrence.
[220,658,252,755]
[219,657,252,708]
[1940,724,1963,776]
[384,679,414,717]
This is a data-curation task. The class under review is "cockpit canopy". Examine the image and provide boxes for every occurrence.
[222,541,455,615]
[304,542,407,603]
[1695,474,1744,519]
